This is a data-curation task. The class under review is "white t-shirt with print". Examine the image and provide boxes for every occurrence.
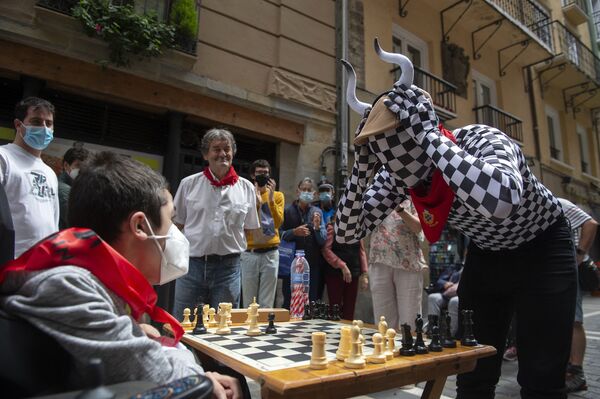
[173,172,260,257]
[0,143,59,257]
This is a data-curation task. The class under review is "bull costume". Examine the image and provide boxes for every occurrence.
[335,40,577,399]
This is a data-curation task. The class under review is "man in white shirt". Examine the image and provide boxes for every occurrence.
[0,97,59,258]
[172,128,259,317]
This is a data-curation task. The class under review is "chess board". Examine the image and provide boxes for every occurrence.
[187,319,394,372]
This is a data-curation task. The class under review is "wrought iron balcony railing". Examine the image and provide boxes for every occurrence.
[391,65,457,118]
[594,10,600,41]
[35,0,197,54]
[473,104,523,143]
[561,0,588,13]
[488,0,553,49]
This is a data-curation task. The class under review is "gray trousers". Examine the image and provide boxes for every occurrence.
[427,293,459,337]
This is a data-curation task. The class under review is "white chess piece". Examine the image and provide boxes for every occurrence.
[344,324,366,369]
[215,303,231,335]
[181,308,193,330]
[310,332,328,369]
[208,308,217,327]
[336,326,352,361]
[367,333,387,364]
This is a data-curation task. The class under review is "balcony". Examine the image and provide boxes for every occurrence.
[561,0,589,26]
[391,65,457,121]
[35,0,198,54]
[473,104,523,142]
[595,10,600,41]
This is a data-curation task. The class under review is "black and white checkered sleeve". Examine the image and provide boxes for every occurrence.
[422,125,524,222]
[335,164,407,244]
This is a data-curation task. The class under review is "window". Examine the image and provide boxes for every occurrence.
[577,124,590,173]
[472,69,497,126]
[392,24,428,87]
[545,105,563,161]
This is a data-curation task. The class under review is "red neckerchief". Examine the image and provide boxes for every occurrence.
[203,166,239,187]
[408,125,457,243]
[0,228,184,346]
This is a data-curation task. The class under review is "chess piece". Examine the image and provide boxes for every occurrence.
[246,300,261,336]
[309,332,328,369]
[246,297,258,324]
[310,301,316,319]
[385,328,398,360]
[461,310,478,346]
[336,326,352,360]
[208,307,217,327]
[331,304,341,321]
[378,316,388,337]
[344,324,365,369]
[414,314,428,354]
[215,304,231,335]
[192,303,207,335]
[426,314,438,338]
[192,306,199,328]
[324,303,331,320]
[265,312,277,334]
[367,333,387,364]
[181,308,193,330]
[226,303,233,326]
[400,323,415,356]
[442,311,457,348]
[202,304,210,325]
[352,320,365,353]
[302,302,312,320]
[428,325,443,352]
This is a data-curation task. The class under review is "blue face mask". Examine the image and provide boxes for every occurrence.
[319,192,332,202]
[22,125,54,150]
[299,191,314,203]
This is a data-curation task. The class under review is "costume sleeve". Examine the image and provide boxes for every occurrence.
[420,126,524,221]
[335,165,407,244]
[321,224,345,269]
[269,191,285,229]
[2,268,204,385]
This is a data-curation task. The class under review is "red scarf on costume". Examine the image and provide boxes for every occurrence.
[408,125,457,243]
[0,228,184,346]
[203,166,239,187]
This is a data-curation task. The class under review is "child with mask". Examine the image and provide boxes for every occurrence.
[0,152,242,398]
[314,179,336,224]
[280,177,327,308]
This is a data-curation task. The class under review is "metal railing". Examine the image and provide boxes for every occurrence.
[594,10,600,41]
[35,0,197,54]
[391,65,457,116]
[473,104,523,142]
[546,20,600,84]
[561,0,588,13]
[488,0,553,49]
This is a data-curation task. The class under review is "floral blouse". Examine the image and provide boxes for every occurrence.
[368,202,426,272]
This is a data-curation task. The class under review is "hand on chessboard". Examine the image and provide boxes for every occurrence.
[205,371,242,399]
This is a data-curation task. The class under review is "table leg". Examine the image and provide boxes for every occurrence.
[421,376,448,399]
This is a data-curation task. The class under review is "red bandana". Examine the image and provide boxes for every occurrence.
[408,125,457,243]
[203,166,239,187]
[0,228,184,346]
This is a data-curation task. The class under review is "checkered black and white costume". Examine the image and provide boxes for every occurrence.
[335,85,563,250]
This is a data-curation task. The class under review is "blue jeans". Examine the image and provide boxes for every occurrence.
[172,255,241,320]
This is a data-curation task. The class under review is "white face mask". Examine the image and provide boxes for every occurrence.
[145,218,190,285]
[68,168,79,180]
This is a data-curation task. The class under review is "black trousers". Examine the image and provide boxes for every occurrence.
[456,217,577,399]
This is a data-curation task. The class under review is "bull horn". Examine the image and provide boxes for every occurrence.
[374,37,414,87]
[340,59,370,115]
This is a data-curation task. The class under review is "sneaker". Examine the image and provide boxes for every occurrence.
[503,346,517,361]
[565,366,587,393]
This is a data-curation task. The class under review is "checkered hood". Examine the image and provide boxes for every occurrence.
[336,110,563,250]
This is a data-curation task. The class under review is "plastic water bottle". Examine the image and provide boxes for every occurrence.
[290,250,310,319]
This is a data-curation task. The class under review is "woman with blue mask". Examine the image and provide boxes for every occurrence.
[279,177,327,308]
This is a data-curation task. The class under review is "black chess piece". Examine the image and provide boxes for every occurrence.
[192,304,207,335]
[331,304,341,321]
[400,323,415,356]
[461,309,478,346]
[414,314,428,354]
[442,311,456,348]
[265,312,277,334]
[426,314,438,338]
[309,301,316,320]
[428,325,443,352]
[302,302,311,320]
[324,303,331,320]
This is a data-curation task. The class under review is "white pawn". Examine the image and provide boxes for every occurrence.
[386,328,399,359]
[181,308,193,330]
[336,326,352,361]
[367,333,387,364]
[202,304,210,324]
[310,332,328,369]
[208,307,217,327]
[344,324,366,369]
[226,303,233,326]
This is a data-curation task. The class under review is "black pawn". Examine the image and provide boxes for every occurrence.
[302,302,311,320]
[331,304,341,321]
[414,314,428,354]
[192,304,207,335]
[400,323,415,356]
[265,312,277,334]
[426,314,438,339]
[324,303,331,320]
[428,325,443,352]
[461,309,478,346]
[442,311,456,348]
[309,301,316,319]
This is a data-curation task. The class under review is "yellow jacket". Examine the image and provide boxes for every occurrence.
[246,190,284,249]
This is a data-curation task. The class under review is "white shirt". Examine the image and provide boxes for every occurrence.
[173,171,259,257]
[0,143,59,257]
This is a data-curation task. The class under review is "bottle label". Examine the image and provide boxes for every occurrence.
[291,274,304,284]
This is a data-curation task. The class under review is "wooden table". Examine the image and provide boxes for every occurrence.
[174,320,496,399]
